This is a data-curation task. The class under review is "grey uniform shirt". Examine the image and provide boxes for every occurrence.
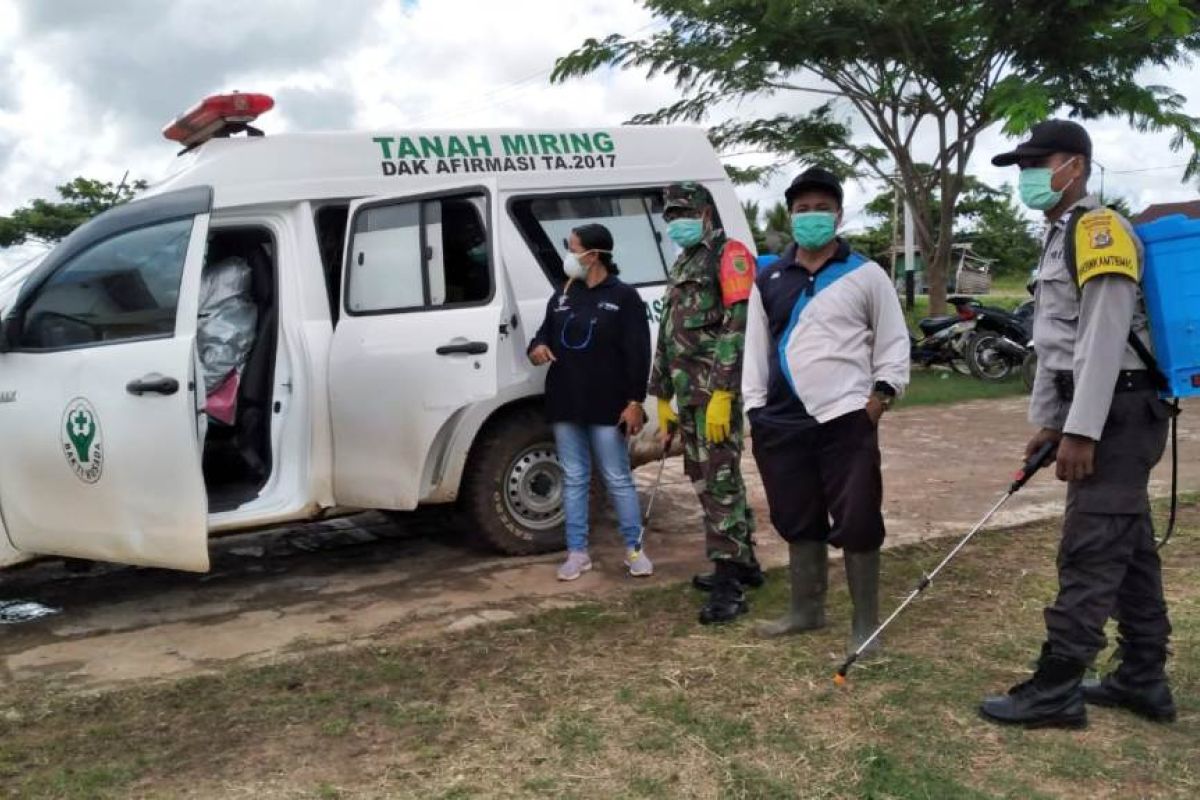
[1030,194,1153,439]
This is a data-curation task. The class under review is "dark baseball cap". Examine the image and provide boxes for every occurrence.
[785,167,843,207]
[991,119,1092,167]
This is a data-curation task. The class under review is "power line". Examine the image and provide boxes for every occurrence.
[1107,163,1190,175]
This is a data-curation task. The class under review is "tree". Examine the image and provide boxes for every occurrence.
[552,0,1200,313]
[741,199,766,251]
[760,201,792,254]
[957,185,1041,279]
[854,173,1041,278]
[0,176,148,248]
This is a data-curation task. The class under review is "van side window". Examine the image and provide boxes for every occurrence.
[16,218,194,350]
[345,193,490,314]
[509,191,676,286]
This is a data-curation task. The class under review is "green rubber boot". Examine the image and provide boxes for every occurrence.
[845,549,881,657]
[757,540,827,638]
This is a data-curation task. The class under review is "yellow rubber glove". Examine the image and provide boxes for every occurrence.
[705,389,734,444]
[657,396,679,434]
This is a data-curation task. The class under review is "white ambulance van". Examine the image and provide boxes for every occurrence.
[0,93,754,573]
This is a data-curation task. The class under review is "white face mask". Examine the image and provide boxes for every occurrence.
[563,252,588,280]
[563,249,610,280]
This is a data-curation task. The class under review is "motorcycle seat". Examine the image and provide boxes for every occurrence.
[918,315,958,336]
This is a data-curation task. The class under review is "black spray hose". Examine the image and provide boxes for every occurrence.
[1157,400,1180,551]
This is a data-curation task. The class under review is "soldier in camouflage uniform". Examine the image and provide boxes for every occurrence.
[651,182,761,624]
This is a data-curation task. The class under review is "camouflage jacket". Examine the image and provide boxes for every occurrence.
[649,230,753,407]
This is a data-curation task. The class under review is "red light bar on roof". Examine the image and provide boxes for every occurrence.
[162,92,274,147]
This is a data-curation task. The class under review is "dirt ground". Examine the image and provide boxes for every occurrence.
[1,396,1196,693]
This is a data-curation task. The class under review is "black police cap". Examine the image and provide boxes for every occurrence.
[992,119,1093,167]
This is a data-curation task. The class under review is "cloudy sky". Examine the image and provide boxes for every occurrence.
[2,0,1199,272]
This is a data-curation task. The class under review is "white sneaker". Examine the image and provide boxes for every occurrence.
[624,549,654,577]
[557,551,593,581]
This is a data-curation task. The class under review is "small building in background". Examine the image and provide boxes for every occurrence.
[1134,200,1200,225]
[888,243,993,295]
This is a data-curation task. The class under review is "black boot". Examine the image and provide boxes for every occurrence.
[979,648,1088,729]
[844,549,881,656]
[692,560,765,592]
[1082,642,1175,723]
[699,562,749,625]
[758,540,827,637]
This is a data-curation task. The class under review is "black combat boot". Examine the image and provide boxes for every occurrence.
[1083,642,1176,723]
[699,561,749,625]
[692,559,765,592]
[844,549,881,656]
[979,647,1088,729]
[757,540,827,638]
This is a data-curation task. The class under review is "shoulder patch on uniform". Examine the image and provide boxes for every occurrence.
[718,240,756,306]
[1074,207,1138,287]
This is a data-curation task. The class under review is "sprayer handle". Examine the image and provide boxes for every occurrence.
[1011,440,1057,492]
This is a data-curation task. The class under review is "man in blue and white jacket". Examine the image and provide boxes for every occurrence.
[743,167,909,654]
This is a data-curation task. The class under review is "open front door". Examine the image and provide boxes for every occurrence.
[0,187,212,571]
[329,179,504,509]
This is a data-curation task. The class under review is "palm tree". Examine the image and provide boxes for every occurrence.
[762,202,793,254]
[741,200,766,252]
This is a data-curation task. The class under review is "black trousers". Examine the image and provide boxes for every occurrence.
[750,409,885,553]
[1045,390,1173,665]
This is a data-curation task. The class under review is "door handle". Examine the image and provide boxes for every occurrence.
[126,374,180,396]
[436,341,489,356]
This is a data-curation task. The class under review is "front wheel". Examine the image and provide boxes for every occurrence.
[459,406,566,555]
[1021,351,1038,392]
[966,333,1014,381]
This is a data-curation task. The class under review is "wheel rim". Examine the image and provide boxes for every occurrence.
[974,337,1011,380]
[502,443,564,531]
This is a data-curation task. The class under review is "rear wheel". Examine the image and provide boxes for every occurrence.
[460,406,566,555]
[966,333,1013,381]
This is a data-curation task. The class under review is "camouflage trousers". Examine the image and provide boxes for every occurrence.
[676,401,756,566]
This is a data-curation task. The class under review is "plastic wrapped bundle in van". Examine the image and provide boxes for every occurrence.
[198,257,258,396]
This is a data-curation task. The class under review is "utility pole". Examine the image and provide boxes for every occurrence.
[903,182,916,311]
[901,117,917,311]
[890,177,900,283]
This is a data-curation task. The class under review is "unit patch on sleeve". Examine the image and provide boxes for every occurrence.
[1074,208,1138,287]
[718,240,756,306]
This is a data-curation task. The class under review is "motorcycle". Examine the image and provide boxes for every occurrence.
[910,296,979,374]
[966,300,1034,382]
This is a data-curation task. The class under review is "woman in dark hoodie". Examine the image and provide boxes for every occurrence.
[528,223,653,581]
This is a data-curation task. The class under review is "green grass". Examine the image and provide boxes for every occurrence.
[898,289,1032,408]
[989,272,1036,295]
[1,507,1197,798]
[901,368,1027,406]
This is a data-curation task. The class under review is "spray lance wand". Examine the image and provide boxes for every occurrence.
[834,439,1058,687]
[643,427,676,530]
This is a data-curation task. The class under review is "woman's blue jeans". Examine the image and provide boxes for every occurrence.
[552,423,644,553]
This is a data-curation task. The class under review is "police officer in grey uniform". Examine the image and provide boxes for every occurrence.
[979,120,1176,728]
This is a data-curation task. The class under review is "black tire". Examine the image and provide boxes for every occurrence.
[1021,351,1038,392]
[966,333,1013,381]
[459,405,566,555]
